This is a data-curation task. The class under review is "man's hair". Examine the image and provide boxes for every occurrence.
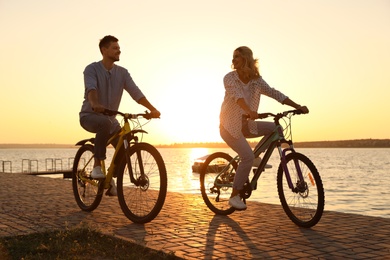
[99,35,119,54]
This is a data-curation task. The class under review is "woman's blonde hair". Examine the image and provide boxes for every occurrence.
[233,46,260,80]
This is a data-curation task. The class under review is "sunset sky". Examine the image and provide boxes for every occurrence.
[0,0,389,145]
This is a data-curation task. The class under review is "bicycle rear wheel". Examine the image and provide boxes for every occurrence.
[277,152,324,228]
[72,144,103,211]
[200,152,237,215]
[117,143,167,224]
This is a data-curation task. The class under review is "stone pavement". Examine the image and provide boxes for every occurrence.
[1,172,389,259]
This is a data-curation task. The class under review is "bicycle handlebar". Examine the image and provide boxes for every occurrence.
[257,109,305,120]
[101,109,156,120]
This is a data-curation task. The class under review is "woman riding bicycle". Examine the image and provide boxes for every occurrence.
[220,46,309,210]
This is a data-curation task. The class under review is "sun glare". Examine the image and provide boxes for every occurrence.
[190,148,210,163]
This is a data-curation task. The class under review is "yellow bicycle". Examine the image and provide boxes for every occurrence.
[72,109,167,223]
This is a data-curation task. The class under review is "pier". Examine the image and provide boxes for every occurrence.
[0,157,73,178]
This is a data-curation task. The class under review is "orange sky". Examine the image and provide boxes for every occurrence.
[0,0,389,145]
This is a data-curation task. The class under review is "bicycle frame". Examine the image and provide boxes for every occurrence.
[250,127,284,188]
[103,115,149,189]
[77,114,148,190]
[253,124,305,192]
[214,122,305,194]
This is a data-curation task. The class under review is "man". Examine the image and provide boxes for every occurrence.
[79,35,160,196]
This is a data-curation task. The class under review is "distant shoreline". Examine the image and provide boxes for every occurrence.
[0,139,389,149]
[157,139,390,148]
[0,144,76,149]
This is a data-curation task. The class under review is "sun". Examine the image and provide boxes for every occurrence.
[157,81,224,144]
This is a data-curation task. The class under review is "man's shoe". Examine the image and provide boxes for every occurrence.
[91,166,105,179]
[229,195,247,210]
[253,157,272,169]
[106,179,117,196]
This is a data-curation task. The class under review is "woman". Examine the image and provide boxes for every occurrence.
[220,46,309,210]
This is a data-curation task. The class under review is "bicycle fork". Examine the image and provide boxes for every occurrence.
[278,146,305,193]
[123,136,148,188]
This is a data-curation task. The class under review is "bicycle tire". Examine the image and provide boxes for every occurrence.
[277,152,325,228]
[117,142,167,224]
[72,144,103,211]
[200,152,237,215]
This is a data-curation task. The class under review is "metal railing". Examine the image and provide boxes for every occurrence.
[0,160,12,173]
[19,158,74,178]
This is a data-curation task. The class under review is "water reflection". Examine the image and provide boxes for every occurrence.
[1,147,389,218]
[189,148,210,163]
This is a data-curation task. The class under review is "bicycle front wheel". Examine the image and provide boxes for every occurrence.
[117,143,167,224]
[277,152,324,228]
[72,144,103,211]
[200,152,237,215]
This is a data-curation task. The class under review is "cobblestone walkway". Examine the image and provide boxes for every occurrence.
[1,172,389,259]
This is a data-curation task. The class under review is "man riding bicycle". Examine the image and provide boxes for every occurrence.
[79,35,160,196]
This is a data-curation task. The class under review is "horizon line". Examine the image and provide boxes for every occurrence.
[0,138,389,147]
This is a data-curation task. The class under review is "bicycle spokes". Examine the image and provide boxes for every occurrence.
[117,143,167,224]
[200,152,237,215]
[72,144,103,211]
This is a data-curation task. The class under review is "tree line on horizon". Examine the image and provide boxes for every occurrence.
[156,139,390,148]
[0,139,389,149]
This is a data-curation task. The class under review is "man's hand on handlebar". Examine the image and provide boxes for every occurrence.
[149,109,161,119]
[91,103,106,113]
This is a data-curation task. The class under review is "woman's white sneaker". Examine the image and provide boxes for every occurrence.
[229,195,247,210]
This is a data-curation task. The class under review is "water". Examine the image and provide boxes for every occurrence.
[1,147,389,219]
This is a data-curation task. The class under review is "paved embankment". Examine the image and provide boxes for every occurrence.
[1,172,389,259]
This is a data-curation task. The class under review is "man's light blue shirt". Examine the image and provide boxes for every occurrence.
[79,61,145,118]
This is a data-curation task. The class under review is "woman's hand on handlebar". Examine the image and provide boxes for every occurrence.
[248,110,258,120]
[297,105,309,114]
